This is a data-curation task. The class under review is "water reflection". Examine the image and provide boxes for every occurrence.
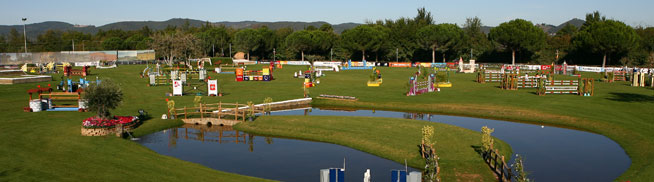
[166,124,258,151]
[139,123,416,182]
[271,107,630,182]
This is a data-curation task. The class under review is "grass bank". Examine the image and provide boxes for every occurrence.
[235,115,512,181]
[308,66,654,181]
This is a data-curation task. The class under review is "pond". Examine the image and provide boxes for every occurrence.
[138,107,630,181]
[271,107,630,181]
[138,124,417,182]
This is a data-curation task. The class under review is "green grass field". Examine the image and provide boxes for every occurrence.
[235,115,511,181]
[0,64,651,181]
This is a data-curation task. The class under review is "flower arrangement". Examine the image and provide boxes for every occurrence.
[82,116,139,129]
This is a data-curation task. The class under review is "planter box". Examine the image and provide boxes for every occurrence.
[81,127,114,136]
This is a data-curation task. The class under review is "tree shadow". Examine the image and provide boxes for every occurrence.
[471,145,484,155]
[606,92,654,103]
[0,167,21,177]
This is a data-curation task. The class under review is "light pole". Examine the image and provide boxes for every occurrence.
[273,48,276,62]
[22,18,27,53]
[330,48,333,62]
[396,48,398,62]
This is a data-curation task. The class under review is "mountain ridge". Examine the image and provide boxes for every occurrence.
[0,18,585,39]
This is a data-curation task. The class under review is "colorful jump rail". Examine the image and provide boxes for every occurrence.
[500,74,542,90]
[407,74,435,96]
[537,78,594,96]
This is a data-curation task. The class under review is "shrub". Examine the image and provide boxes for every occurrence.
[83,80,123,119]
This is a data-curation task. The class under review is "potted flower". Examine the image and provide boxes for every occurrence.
[81,80,139,136]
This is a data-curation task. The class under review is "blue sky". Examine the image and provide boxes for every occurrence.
[1,0,652,27]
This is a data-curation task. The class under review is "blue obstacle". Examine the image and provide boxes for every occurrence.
[340,60,372,70]
[46,107,79,111]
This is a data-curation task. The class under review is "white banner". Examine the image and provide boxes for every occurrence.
[74,61,99,67]
[577,66,604,72]
[313,61,342,67]
[172,80,183,96]
[208,80,218,96]
[285,61,311,65]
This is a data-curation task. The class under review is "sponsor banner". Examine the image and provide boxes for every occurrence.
[389,62,412,67]
[208,80,218,96]
[541,65,552,71]
[577,66,604,72]
[172,80,183,96]
[523,65,541,70]
[232,59,258,65]
[419,63,432,67]
[314,61,342,67]
[284,61,311,65]
[0,50,154,65]
[349,61,375,67]
[74,61,99,67]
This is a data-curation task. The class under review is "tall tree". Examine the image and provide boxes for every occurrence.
[151,32,176,65]
[549,23,578,61]
[417,23,463,63]
[36,30,65,51]
[490,19,547,65]
[462,17,491,60]
[285,30,313,61]
[274,27,294,60]
[340,25,387,61]
[233,29,262,60]
[311,30,336,57]
[573,19,640,69]
[636,27,654,67]
[8,28,24,52]
[0,35,6,52]
[151,30,202,65]
[197,26,230,57]
[124,34,152,50]
[102,37,124,50]
[319,24,334,33]
[257,26,275,60]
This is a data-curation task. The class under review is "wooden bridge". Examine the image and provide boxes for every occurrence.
[172,98,312,126]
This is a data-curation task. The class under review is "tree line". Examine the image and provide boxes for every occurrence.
[0,9,652,67]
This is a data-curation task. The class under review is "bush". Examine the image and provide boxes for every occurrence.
[83,80,123,119]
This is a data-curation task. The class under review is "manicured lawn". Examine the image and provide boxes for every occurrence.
[235,115,511,181]
[308,66,654,181]
[2,63,651,181]
[0,66,272,181]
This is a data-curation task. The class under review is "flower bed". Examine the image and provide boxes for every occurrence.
[81,116,139,136]
[82,116,139,129]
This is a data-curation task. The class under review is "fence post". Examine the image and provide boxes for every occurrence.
[184,107,187,119]
[235,102,238,121]
[200,104,204,119]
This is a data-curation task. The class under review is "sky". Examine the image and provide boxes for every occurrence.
[0,0,653,27]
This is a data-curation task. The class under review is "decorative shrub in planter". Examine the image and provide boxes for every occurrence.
[81,116,139,136]
[80,80,131,136]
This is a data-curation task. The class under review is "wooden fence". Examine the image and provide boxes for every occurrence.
[483,148,512,182]
[172,102,266,124]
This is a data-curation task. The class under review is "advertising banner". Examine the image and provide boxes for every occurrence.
[208,80,218,96]
[172,80,183,96]
[389,62,412,67]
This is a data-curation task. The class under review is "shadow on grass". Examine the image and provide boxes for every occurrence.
[0,167,21,177]
[606,92,654,103]
[471,145,483,155]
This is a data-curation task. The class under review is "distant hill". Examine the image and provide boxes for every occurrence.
[0,18,360,39]
[0,18,589,39]
[479,18,585,35]
[551,18,585,33]
[98,18,206,31]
